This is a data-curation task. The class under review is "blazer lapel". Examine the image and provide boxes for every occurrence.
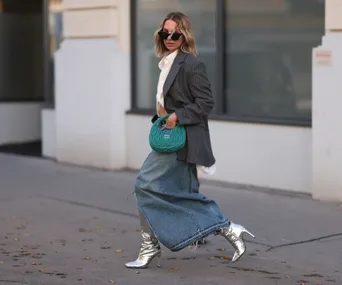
[163,51,187,97]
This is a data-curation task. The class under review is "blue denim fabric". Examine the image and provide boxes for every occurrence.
[135,151,230,252]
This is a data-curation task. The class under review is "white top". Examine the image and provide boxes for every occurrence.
[156,50,179,115]
[155,50,216,176]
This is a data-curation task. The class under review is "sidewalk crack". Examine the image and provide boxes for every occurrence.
[37,195,139,219]
[266,232,342,252]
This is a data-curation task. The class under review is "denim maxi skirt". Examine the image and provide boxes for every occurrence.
[135,151,230,252]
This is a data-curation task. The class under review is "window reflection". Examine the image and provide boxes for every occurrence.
[225,0,324,120]
[48,0,63,104]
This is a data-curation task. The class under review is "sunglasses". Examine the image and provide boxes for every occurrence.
[158,29,182,41]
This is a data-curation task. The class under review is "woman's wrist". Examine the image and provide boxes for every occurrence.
[169,112,178,122]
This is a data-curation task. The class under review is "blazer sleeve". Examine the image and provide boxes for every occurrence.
[175,61,214,126]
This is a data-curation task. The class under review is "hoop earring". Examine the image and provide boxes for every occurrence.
[180,44,186,52]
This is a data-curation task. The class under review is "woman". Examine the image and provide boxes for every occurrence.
[125,12,255,269]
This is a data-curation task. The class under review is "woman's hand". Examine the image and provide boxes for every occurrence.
[165,113,178,129]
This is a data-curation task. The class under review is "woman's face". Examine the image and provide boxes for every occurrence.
[162,20,183,53]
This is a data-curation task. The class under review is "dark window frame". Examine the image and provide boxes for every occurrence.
[43,0,64,108]
[129,0,314,127]
[43,0,54,107]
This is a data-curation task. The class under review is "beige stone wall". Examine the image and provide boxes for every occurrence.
[50,0,62,11]
[326,0,342,30]
[62,0,130,50]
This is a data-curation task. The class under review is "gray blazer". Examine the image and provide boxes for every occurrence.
[152,51,216,167]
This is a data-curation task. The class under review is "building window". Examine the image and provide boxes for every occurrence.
[131,0,325,125]
[224,0,324,122]
[0,0,44,102]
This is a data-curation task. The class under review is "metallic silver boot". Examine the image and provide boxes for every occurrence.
[220,222,255,262]
[125,210,161,269]
[125,231,161,269]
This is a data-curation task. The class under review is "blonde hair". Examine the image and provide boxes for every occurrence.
[154,12,198,57]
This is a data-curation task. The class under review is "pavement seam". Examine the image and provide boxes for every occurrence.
[266,232,342,252]
[0,281,33,284]
[37,195,139,219]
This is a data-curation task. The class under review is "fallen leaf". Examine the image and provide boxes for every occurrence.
[31,262,38,265]
[223,256,229,260]
[217,248,225,251]
[16,225,26,230]
[168,267,180,271]
[209,256,215,260]
[13,238,20,241]
[22,233,31,237]
[0,261,3,264]
[115,249,123,253]
[39,268,46,273]
[83,257,91,260]
[56,251,61,254]
[109,280,116,284]
[79,227,101,233]
[135,271,140,274]
[303,273,323,278]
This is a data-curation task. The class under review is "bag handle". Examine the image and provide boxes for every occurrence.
[155,114,171,126]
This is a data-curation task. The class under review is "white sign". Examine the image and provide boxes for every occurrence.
[314,50,333,66]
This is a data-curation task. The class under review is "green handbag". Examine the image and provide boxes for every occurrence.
[149,114,186,153]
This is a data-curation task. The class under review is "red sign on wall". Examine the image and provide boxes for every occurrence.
[314,50,333,66]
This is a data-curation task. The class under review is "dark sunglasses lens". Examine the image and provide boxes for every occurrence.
[158,31,169,40]
[159,31,181,41]
[171,33,181,41]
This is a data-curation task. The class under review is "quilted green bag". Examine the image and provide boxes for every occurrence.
[149,114,186,153]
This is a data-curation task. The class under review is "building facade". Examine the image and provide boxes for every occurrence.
[1,0,342,201]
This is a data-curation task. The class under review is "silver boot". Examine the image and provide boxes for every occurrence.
[125,211,161,269]
[220,222,255,263]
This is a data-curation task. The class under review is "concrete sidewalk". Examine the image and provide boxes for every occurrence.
[0,153,341,285]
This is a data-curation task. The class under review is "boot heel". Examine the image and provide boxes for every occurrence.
[149,252,162,268]
[242,229,255,239]
[155,253,162,268]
